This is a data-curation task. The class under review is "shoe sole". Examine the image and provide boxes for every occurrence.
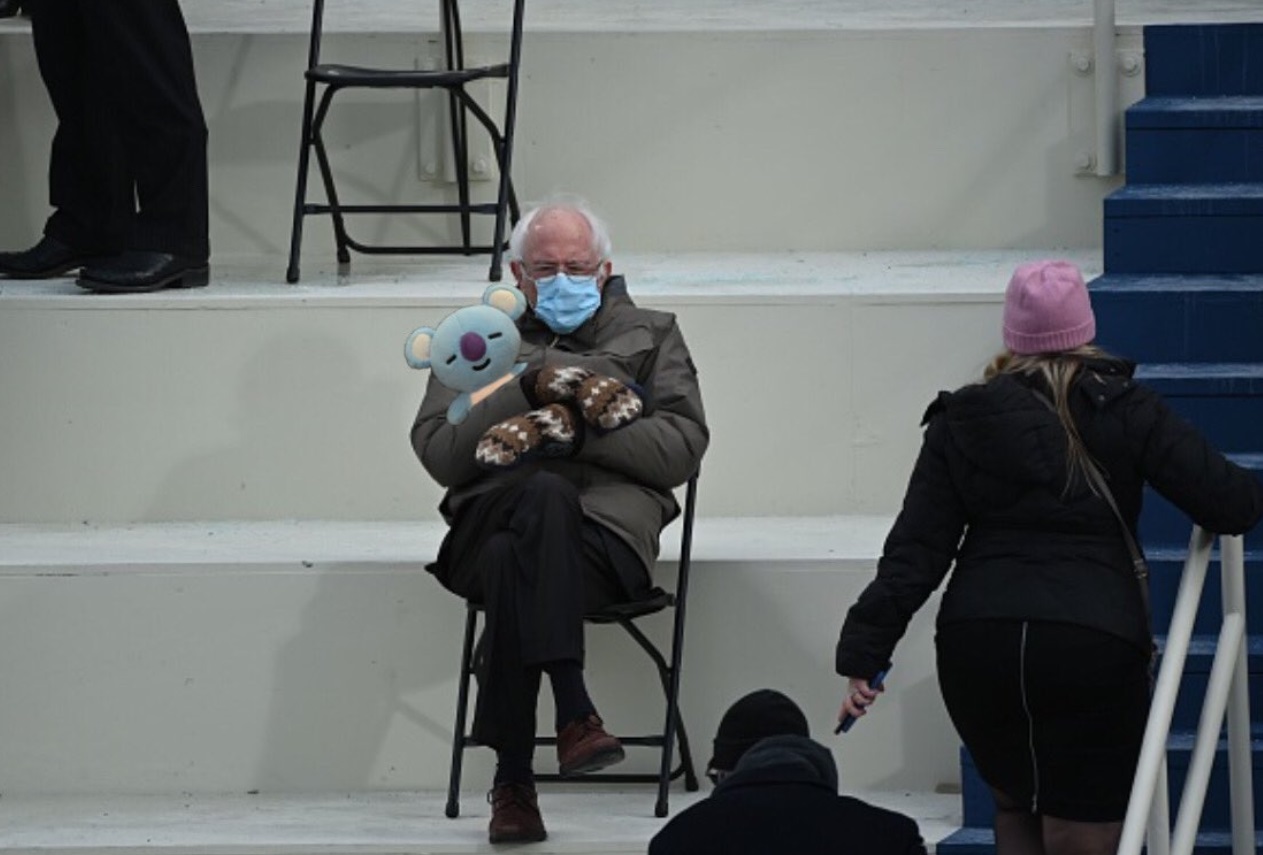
[558,743,626,777]
[0,259,94,280]
[489,828,548,844]
[76,265,210,294]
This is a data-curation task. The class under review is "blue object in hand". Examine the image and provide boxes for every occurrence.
[835,666,889,734]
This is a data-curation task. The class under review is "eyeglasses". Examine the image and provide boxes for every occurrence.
[521,259,604,281]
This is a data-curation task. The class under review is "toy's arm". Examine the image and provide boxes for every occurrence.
[468,363,527,408]
[412,369,533,488]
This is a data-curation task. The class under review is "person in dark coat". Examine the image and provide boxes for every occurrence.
[0,0,209,293]
[835,260,1263,855]
[650,689,927,855]
[411,197,708,845]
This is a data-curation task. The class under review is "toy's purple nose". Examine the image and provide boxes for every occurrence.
[459,331,487,362]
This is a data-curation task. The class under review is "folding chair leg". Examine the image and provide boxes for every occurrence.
[445,605,480,819]
[489,0,525,282]
[286,79,319,283]
[674,706,700,792]
[312,134,352,265]
[488,135,510,282]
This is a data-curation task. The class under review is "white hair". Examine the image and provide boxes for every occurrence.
[507,194,613,262]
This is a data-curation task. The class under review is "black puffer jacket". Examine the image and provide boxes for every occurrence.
[649,735,926,855]
[837,357,1263,678]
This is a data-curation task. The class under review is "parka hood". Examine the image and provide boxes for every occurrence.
[715,734,839,795]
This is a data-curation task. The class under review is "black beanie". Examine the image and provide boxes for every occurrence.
[707,689,810,773]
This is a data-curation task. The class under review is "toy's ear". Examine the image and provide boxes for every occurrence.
[483,283,527,320]
[404,327,437,369]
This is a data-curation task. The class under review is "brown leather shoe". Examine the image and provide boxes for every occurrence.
[557,713,626,777]
[488,782,546,844]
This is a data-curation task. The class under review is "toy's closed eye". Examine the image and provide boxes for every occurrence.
[445,355,458,365]
[488,332,503,340]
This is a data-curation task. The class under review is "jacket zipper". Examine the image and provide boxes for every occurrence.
[1020,621,1040,813]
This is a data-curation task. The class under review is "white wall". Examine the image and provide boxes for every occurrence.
[0,26,1140,259]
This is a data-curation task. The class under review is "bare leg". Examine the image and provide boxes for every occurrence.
[992,788,1045,855]
[1043,817,1123,855]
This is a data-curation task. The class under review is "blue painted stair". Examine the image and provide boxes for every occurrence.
[939,21,1263,855]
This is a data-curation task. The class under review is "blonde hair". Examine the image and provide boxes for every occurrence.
[984,345,1109,492]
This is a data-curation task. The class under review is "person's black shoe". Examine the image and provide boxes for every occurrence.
[0,1,24,19]
[77,251,210,294]
[0,236,106,279]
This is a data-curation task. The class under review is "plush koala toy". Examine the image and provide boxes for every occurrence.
[404,284,529,424]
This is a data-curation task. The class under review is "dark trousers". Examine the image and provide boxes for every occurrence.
[28,0,209,258]
[433,471,651,755]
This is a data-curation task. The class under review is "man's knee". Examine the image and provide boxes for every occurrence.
[511,471,582,525]
[517,471,579,504]
[480,530,517,567]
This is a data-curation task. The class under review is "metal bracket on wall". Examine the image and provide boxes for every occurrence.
[1067,38,1145,178]
[414,50,501,185]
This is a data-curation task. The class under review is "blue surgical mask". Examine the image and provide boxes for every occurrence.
[533,273,602,333]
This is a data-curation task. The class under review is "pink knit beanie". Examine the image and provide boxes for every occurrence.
[1002,260,1096,355]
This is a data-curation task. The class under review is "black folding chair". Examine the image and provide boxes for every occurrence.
[286,0,525,283]
[445,474,701,819]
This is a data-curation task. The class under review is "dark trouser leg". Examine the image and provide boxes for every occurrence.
[78,1,209,258]
[439,472,650,760]
[29,0,129,251]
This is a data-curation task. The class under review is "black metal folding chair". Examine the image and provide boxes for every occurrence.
[286,0,525,283]
[445,473,701,819]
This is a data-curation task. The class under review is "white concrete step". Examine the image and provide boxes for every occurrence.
[0,788,962,855]
[0,516,960,800]
[0,250,1098,524]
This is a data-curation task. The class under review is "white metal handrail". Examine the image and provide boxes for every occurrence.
[1118,528,1254,855]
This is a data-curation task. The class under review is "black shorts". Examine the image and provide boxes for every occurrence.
[936,619,1150,822]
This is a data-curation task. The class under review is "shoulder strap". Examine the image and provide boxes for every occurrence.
[1028,388,1149,583]
[1030,384,1155,663]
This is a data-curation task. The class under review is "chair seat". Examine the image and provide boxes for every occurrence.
[585,588,675,624]
[307,63,509,89]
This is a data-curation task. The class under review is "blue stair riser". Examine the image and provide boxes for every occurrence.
[1127,127,1263,184]
[1143,487,1263,552]
[959,739,1263,831]
[935,827,994,855]
[1126,97,1263,184]
[1147,553,1263,634]
[1145,24,1263,97]
[959,748,994,827]
[1101,203,1263,274]
[937,827,1263,855]
[1165,734,1263,829]
[1131,370,1263,454]
[1164,649,1263,733]
[1090,275,1263,363]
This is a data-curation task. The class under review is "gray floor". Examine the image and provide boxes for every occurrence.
[0,788,961,854]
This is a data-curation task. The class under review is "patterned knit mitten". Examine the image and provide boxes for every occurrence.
[522,365,643,432]
[475,403,580,468]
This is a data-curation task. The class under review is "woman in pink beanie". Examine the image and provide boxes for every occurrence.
[836,260,1263,855]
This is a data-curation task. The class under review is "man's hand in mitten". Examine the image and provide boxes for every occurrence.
[521,365,644,432]
[475,403,581,468]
